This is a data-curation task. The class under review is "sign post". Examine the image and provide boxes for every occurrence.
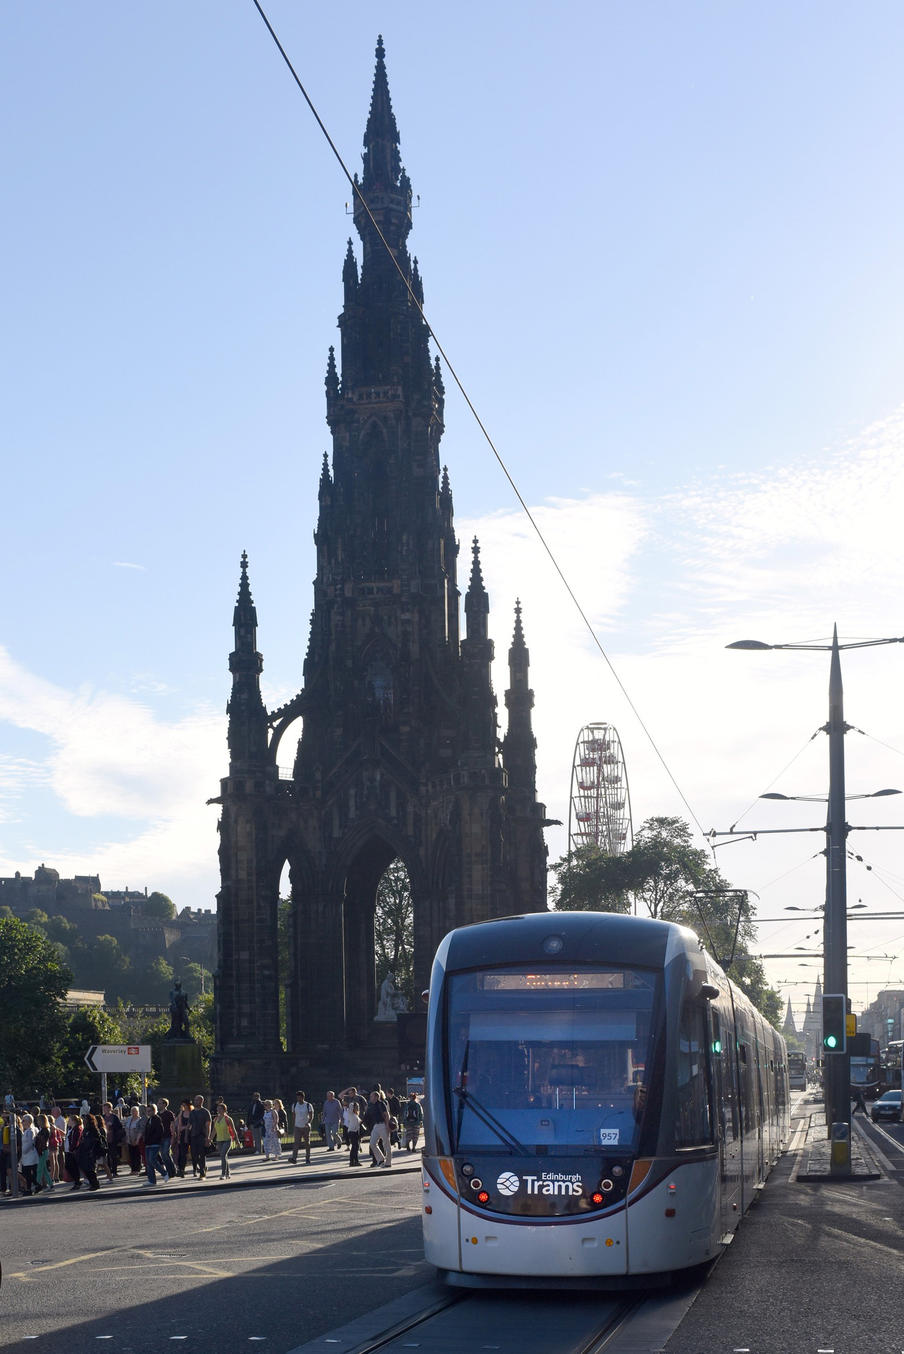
[4,1092,18,1199]
[85,1045,152,1103]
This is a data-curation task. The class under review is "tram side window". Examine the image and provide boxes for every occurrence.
[675,1002,714,1147]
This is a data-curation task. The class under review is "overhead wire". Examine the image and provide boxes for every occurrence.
[249,0,708,843]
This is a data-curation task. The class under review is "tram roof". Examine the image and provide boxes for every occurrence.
[439,910,701,972]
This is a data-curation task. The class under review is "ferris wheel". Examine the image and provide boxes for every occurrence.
[568,723,634,857]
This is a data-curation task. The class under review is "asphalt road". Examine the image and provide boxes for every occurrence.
[2,1168,440,1353]
[3,1120,903,1354]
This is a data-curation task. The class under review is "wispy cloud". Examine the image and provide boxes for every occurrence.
[113,561,147,571]
[0,647,223,896]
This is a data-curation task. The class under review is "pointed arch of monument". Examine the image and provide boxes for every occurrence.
[326,816,423,1044]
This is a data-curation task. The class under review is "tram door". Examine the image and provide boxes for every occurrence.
[711,1008,742,1237]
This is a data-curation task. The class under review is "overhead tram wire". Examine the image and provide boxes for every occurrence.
[249,2,708,845]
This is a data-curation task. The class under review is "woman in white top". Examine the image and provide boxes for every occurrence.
[20,1113,39,1195]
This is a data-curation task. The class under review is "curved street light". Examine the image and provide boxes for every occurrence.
[723,625,904,1148]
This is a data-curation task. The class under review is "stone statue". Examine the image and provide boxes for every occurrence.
[166,979,191,1040]
[375,972,409,1021]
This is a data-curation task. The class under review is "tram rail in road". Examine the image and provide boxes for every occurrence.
[288,1283,703,1354]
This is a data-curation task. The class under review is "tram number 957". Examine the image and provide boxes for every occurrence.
[599,1129,620,1145]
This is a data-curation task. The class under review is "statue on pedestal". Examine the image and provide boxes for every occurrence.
[166,979,192,1041]
[375,972,409,1021]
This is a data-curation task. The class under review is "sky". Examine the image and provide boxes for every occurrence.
[4,2,904,1027]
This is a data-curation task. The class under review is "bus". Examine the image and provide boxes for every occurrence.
[788,1051,807,1091]
[880,1040,903,1094]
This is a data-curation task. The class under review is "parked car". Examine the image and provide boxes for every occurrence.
[870,1089,903,1122]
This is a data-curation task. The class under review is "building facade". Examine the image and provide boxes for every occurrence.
[211,40,548,1092]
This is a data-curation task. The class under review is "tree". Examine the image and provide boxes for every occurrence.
[180,962,212,1001]
[0,916,71,1094]
[375,858,414,1006]
[133,955,174,1005]
[56,1005,126,1100]
[78,934,132,1001]
[142,891,176,920]
[551,816,783,1026]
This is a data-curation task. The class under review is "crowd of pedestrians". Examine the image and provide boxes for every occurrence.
[2,1082,424,1198]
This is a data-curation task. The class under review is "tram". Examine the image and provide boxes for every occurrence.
[421,911,790,1288]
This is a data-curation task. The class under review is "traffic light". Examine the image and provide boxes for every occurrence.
[822,993,847,1053]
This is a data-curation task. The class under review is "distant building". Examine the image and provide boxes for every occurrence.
[0,865,216,974]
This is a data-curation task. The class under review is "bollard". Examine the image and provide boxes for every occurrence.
[830,1120,851,1175]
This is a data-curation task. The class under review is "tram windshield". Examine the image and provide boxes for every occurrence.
[445,966,660,1153]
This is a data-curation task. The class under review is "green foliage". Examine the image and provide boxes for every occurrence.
[134,955,174,1005]
[548,845,633,914]
[551,816,784,1028]
[76,933,132,1002]
[143,891,176,920]
[375,858,414,1006]
[41,914,78,945]
[180,962,212,1001]
[0,916,71,1095]
[56,1005,126,1099]
[192,992,215,1081]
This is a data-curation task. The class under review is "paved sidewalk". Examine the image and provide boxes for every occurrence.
[793,1093,883,1181]
[2,1141,423,1205]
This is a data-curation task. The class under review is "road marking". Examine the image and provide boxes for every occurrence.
[8,1250,115,1280]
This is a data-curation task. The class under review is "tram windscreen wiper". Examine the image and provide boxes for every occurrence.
[452,1084,530,1156]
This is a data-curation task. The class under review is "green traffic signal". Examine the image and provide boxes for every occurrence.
[822,994,847,1053]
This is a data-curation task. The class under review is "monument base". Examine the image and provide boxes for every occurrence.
[158,1039,204,1104]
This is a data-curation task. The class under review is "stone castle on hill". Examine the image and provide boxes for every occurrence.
[211,38,549,1095]
[0,864,216,975]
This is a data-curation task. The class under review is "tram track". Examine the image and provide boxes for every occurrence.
[298,1284,702,1354]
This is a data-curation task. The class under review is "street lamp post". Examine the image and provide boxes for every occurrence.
[727,625,904,1140]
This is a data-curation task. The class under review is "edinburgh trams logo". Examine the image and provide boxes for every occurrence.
[496,1171,520,1196]
[495,1171,584,1197]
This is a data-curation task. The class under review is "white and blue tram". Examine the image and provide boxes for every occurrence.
[421,911,790,1287]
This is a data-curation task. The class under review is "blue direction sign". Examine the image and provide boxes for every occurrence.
[84,1044,152,1074]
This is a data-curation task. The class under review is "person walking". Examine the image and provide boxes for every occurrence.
[262,1100,282,1160]
[344,1098,362,1167]
[34,1114,56,1193]
[20,1114,39,1195]
[76,1113,104,1191]
[403,1092,423,1151]
[157,1098,177,1181]
[290,1092,314,1165]
[124,1105,144,1174]
[142,1104,168,1187]
[174,1099,192,1176]
[64,1113,83,1190]
[247,1092,266,1155]
[188,1096,212,1179]
[364,1090,392,1169]
[320,1091,342,1151]
[211,1103,238,1179]
[101,1102,125,1178]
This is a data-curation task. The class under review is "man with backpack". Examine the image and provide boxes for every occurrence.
[403,1092,423,1151]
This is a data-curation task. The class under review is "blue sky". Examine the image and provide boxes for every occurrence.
[4,2,904,1023]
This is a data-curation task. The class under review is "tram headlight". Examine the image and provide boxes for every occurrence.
[461,1162,475,1177]
[469,1178,483,1191]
